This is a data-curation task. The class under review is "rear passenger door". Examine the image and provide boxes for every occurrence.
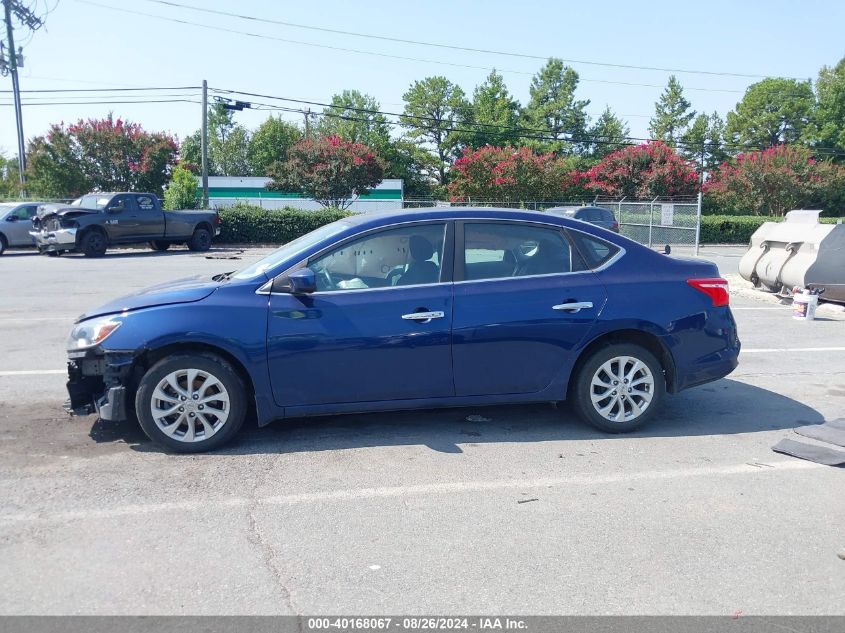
[452,220,608,397]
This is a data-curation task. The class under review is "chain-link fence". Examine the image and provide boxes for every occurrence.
[403,196,702,251]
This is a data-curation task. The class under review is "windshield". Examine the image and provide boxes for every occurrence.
[231,219,353,281]
[0,204,15,213]
[72,195,112,210]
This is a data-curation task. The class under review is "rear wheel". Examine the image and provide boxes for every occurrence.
[0,234,7,255]
[79,230,107,257]
[570,343,665,433]
[135,353,247,453]
[149,240,171,251]
[187,227,212,252]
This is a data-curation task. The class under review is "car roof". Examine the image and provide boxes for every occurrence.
[346,206,574,227]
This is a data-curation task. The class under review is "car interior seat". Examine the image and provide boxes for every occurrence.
[396,235,439,285]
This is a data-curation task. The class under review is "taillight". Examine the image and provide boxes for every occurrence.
[612,222,620,232]
[687,278,729,307]
[214,215,221,225]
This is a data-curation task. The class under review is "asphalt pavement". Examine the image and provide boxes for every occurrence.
[0,244,843,615]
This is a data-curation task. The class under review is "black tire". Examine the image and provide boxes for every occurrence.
[79,229,108,257]
[46,250,60,257]
[187,227,212,252]
[570,343,665,433]
[135,353,247,453]
[149,240,171,251]
[0,234,7,255]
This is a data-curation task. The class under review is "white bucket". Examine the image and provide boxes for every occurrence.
[793,291,819,321]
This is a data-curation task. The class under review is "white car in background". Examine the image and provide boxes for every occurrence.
[0,201,44,255]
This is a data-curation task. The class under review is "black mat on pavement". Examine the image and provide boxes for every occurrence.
[794,418,845,448]
[771,438,845,467]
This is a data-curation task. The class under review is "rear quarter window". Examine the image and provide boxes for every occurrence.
[567,230,621,270]
[136,196,155,210]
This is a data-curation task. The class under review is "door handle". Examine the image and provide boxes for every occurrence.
[402,311,445,322]
[552,301,593,313]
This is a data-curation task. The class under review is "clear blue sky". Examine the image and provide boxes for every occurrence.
[2,0,844,156]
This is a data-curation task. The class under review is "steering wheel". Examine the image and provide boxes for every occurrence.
[311,265,335,291]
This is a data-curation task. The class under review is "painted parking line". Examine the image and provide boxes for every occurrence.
[0,459,823,525]
[741,347,845,354]
[0,370,66,376]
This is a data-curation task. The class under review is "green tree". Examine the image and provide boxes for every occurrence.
[520,58,590,153]
[400,76,470,185]
[0,154,22,198]
[179,103,251,176]
[725,78,815,147]
[26,115,177,197]
[588,107,630,158]
[248,115,302,176]
[163,164,199,210]
[463,70,520,149]
[316,90,392,150]
[380,138,436,198]
[649,75,695,147]
[680,112,731,174]
[812,56,845,158]
[267,135,384,209]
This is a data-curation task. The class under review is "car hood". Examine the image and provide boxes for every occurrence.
[36,204,99,220]
[78,275,221,321]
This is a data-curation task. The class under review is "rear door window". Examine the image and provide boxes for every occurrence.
[462,222,576,280]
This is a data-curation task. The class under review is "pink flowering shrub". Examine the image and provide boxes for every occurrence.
[580,141,699,200]
[448,146,579,202]
[267,135,384,209]
[703,144,845,216]
[26,114,178,197]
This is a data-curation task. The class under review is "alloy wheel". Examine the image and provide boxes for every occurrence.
[150,368,230,442]
[589,355,654,423]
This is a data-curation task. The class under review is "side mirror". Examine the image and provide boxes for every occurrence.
[6,215,18,222]
[107,205,122,214]
[285,268,317,295]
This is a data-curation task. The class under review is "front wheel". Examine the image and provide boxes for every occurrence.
[79,230,108,257]
[570,343,665,433]
[135,353,247,453]
[187,227,212,252]
[0,235,7,255]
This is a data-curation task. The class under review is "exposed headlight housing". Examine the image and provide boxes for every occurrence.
[66,316,122,350]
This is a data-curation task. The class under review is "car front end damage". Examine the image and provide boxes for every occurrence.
[65,315,134,422]
[65,348,135,422]
[30,206,97,253]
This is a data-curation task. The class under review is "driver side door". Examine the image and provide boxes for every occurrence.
[266,221,455,411]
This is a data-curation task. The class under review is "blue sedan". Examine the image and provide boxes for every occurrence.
[65,208,740,452]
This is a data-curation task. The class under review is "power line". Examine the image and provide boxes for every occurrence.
[210,86,845,157]
[0,85,201,93]
[0,98,201,106]
[141,0,801,81]
[77,0,799,97]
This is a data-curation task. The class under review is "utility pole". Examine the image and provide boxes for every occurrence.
[2,0,27,191]
[304,108,311,138]
[201,79,208,208]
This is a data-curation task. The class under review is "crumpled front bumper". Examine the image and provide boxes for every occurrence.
[29,228,77,252]
[65,349,135,422]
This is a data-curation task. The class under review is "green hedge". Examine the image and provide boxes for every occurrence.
[699,215,842,244]
[216,203,351,244]
[214,203,842,246]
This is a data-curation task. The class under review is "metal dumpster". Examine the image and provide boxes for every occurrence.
[738,210,845,303]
